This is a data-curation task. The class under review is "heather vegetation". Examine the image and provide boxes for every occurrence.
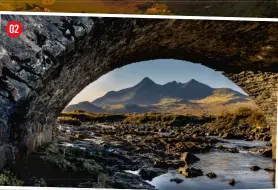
[57,106,270,143]
[208,107,267,131]
[0,170,24,186]
[59,111,127,124]
[58,107,268,135]
[206,107,270,141]
[58,111,214,126]
[2,0,278,18]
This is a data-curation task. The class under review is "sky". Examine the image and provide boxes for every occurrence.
[68,59,246,105]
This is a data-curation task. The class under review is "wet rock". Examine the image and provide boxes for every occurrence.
[173,141,212,153]
[250,147,259,153]
[0,145,14,169]
[255,133,265,141]
[78,181,107,188]
[206,172,217,179]
[110,172,155,189]
[64,146,86,158]
[208,138,219,144]
[75,133,90,139]
[179,167,203,178]
[153,160,185,169]
[40,145,104,176]
[250,166,261,171]
[244,138,253,141]
[221,133,243,140]
[216,145,239,153]
[265,142,272,146]
[216,145,224,149]
[180,152,200,165]
[229,178,235,186]
[26,177,47,187]
[139,167,165,181]
[262,148,272,158]
[226,147,239,153]
[170,178,183,184]
[264,167,275,172]
[263,136,271,141]
[239,145,251,150]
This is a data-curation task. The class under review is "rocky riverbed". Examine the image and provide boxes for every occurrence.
[2,120,275,189]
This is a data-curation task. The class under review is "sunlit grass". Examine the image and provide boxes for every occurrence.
[0,0,276,18]
[57,116,81,126]
[58,107,268,134]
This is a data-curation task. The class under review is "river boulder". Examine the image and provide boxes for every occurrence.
[250,166,261,171]
[229,178,235,186]
[180,152,200,165]
[264,167,275,172]
[179,167,203,178]
[262,148,272,158]
[221,132,244,140]
[153,160,185,169]
[206,172,217,179]
[139,167,165,181]
[170,178,183,184]
[110,172,155,189]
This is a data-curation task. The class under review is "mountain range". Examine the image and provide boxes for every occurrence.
[63,78,255,115]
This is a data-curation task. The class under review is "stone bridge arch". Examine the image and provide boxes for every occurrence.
[0,15,277,168]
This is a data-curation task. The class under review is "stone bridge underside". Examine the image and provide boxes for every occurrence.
[0,15,277,169]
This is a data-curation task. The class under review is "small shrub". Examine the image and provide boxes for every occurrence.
[123,112,214,126]
[0,170,24,186]
[57,116,81,126]
[207,107,268,135]
[59,112,127,123]
[97,173,109,187]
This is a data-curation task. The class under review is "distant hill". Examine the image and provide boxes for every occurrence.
[64,78,256,115]
[63,101,104,113]
[104,104,151,114]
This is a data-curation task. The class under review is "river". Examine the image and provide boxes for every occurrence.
[56,123,274,189]
[142,138,274,189]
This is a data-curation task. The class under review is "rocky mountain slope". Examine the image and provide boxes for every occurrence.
[63,101,104,113]
[92,78,247,106]
[64,78,256,115]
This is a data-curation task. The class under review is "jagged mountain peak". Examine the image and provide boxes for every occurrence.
[137,77,156,85]
[78,101,93,104]
[142,77,152,82]
[188,78,197,82]
[91,78,245,106]
[165,80,178,84]
[181,78,212,89]
[184,78,204,85]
